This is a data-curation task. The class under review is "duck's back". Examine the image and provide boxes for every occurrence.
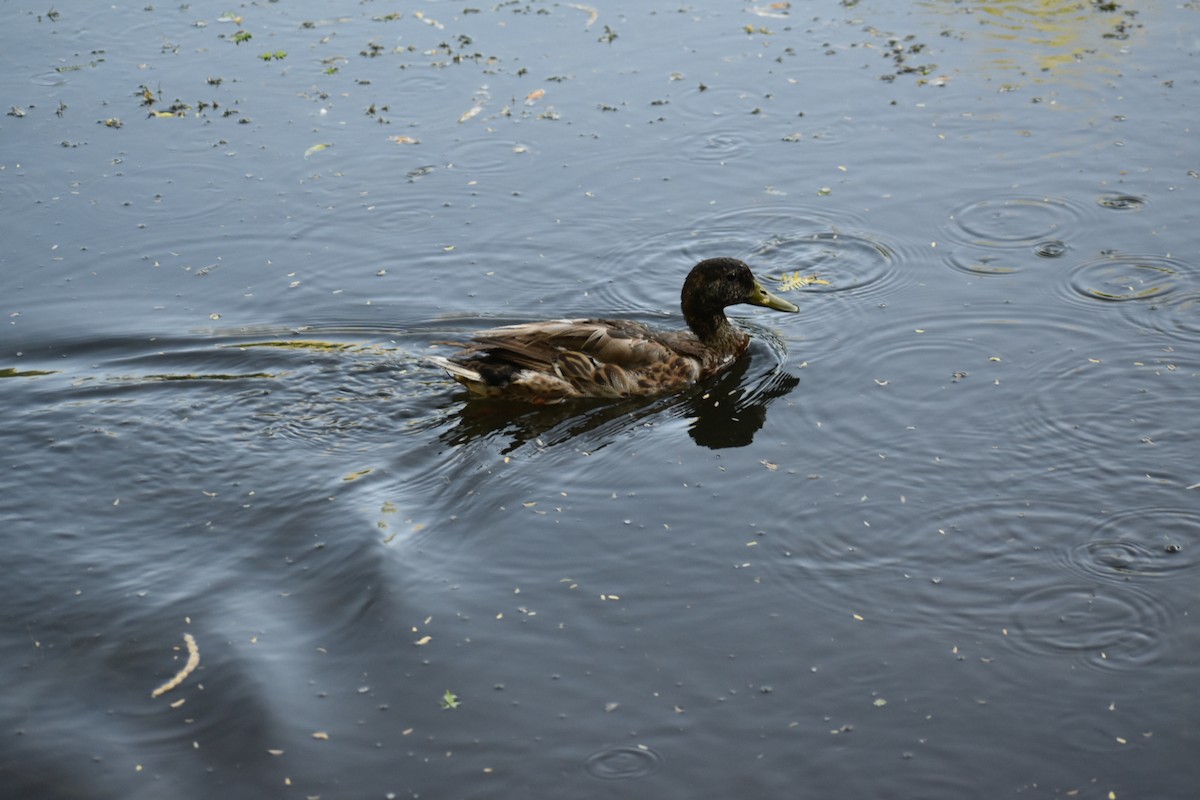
[435,317,744,401]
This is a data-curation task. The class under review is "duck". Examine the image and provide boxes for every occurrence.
[428,257,798,402]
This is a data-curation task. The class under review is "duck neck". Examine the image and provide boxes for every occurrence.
[684,305,748,355]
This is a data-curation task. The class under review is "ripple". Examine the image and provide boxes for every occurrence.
[445,134,537,176]
[1151,290,1200,342]
[1033,239,1069,258]
[1067,253,1189,304]
[1058,252,1200,336]
[583,745,663,780]
[693,131,752,162]
[1062,508,1198,584]
[1019,340,1199,469]
[751,229,897,295]
[762,498,1079,626]
[797,307,1079,465]
[662,128,755,164]
[672,82,766,122]
[947,196,1084,246]
[603,204,906,327]
[942,249,1022,275]
[1007,583,1170,671]
[1096,193,1145,212]
[940,195,1088,276]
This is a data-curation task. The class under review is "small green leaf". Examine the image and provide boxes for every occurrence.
[441,690,460,709]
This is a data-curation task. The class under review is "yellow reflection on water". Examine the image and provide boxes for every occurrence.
[922,0,1139,79]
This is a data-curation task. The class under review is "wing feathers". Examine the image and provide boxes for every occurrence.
[433,317,731,400]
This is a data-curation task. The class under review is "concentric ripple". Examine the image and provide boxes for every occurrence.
[583,745,663,780]
[1061,508,1197,584]
[683,131,753,163]
[940,195,1088,275]
[750,228,897,295]
[1150,290,1200,342]
[1067,253,1189,303]
[595,204,904,330]
[1007,583,1171,671]
[951,196,1081,244]
[1060,252,1199,334]
[1019,336,1198,465]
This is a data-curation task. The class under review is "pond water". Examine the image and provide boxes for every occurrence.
[3,1,1198,798]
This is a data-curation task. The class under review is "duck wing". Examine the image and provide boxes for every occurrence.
[442,318,715,399]
[469,318,672,369]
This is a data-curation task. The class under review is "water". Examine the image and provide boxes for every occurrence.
[3,1,1198,798]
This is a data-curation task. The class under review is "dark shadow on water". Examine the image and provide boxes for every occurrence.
[437,352,799,452]
[680,359,800,449]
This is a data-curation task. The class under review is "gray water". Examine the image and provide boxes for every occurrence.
[3,1,1198,798]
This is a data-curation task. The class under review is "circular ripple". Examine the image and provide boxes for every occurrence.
[750,229,897,295]
[940,195,1087,276]
[597,204,906,330]
[1067,253,1189,304]
[677,131,752,163]
[1007,583,1170,670]
[1063,508,1197,584]
[444,135,534,176]
[1096,193,1145,212]
[1018,350,1200,480]
[1152,290,1200,342]
[583,745,663,780]
[802,307,1099,462]
[941,249,1022,275]
[697,206,905,302]
[947,196,1084,246]
[1070,541,1177,581]
[1034,240,1069,258]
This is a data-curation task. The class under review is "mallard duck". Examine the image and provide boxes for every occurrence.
[429,257,798,402]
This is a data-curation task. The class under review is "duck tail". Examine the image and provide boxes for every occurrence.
[427,355,483,385]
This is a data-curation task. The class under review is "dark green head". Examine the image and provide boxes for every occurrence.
[681,257,799,321]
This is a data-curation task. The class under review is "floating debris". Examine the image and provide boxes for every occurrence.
[748,2,791,19]
[151,633,200,698]
[413,10,444,29]
[566,3,599,27]
[228,340,355,351]
[777,271,830,291]
[0,368,59,378]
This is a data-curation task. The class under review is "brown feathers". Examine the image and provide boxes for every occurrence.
[430,258,798,402]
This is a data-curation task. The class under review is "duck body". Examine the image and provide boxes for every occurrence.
[429,257,798,403]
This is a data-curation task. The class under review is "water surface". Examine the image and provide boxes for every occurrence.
[3,2,1198,798]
